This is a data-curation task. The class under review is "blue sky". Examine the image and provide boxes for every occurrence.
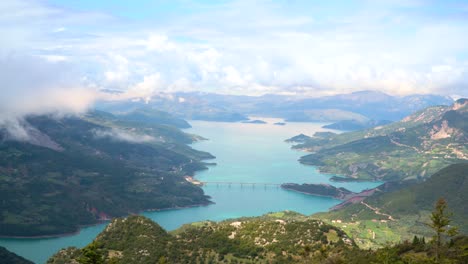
[0,0,467,114]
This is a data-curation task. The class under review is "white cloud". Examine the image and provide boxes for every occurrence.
[104,54,130,84]
[0,55,97,116]
[0,55,98,140]
[102,73,164,103]
[53,27,66,33]
[92,128,155,143]
[145,34,176,52]
[0,117,31,141]
[0,0,467,106]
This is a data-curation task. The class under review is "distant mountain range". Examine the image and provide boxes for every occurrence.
[98,90,453,124]
[291,98,468,181]
[0,110,213,236]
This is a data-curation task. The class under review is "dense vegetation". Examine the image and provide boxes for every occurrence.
[294,99,468,181]
[111,108,192,128]
[0,246,34,264]
[0,111,214,236]
[314,163,468,249]
[48,212,356,264]
[48,211,468,264]
[281,183,353,199]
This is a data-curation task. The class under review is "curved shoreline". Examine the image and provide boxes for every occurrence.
[0,201,214,239]
[0,222,108,239]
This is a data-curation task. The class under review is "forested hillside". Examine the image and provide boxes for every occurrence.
[293,99,468,181]
[0,111,213,236]
[315,163,468,248]
[48,212,468,264]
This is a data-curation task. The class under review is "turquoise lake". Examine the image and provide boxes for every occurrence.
[0,119,382,263]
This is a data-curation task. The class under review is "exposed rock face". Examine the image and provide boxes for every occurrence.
[431,120,455,140]
[294,99,468,181]
[23,124,64,151]
[452,98,468,111]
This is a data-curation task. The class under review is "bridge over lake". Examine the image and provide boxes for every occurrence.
[200,181,282,187]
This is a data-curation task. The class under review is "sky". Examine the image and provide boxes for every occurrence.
[1,0,468,115]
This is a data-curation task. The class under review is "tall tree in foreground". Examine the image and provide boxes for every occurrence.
[428,198,458,262]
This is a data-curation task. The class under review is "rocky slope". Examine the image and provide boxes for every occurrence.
[294,99,468,181]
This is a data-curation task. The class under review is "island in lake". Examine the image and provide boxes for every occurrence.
[281,183,378,210]
[242,119,267,124]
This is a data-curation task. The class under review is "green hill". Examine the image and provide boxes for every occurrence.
[47,213,468,264]
[0,112,213,237]
[294,99,468,181]
[314,163,468,248]
[0,246,34,264]
[47,212,356,264]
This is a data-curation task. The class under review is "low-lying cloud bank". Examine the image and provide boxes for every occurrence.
[0,55,98,141]
[0,55,97,117]
[92,128,155,144]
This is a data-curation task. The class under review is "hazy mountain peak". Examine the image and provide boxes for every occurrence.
[453,98,468,111]
[350,90,391,96]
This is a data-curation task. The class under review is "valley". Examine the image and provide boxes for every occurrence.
[0,100,466,263]
[292,99,468,181]
[0,119,380,263]
[0,111,213,237]
[3,1,468,262]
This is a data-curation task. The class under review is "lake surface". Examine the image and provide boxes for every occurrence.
[0,119,382,263]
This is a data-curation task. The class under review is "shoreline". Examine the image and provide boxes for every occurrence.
[143,201,214,213]
[0,221,109,239]
[0,154,218,239]
[298,161,381,182]
[329,176,377,182]
[0,201,214,239]
[281,186,344,200]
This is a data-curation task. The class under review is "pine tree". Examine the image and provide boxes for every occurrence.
[428,198,458,262]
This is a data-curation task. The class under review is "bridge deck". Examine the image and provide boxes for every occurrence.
[200,181,282,186]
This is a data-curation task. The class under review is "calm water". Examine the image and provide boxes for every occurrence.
[0,119,382,263]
